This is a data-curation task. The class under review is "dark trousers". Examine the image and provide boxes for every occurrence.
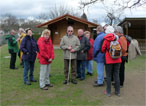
[10,53,17,69]
[119,57,126,86]
[77,60,86,79]
[64,59,76,80]
[105,63,120,94]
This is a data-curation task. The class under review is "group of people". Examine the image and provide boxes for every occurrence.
[94,25,128,97]
[6,25,129,96]
[6,28,54,90]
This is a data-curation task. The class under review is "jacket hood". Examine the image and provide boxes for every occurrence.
[104,33,115,41]
[41,36,51,42]
[5,35,15,39]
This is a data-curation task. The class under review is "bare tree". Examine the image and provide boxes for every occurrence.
[79,0,146,9]
[37,13,49,20]
[48,4,81,19]
[0,13,19,32]
[79,0,146,25]
[0,13,43,34]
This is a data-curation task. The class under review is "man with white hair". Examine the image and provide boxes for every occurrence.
[114,26,127,88]
[77,29,90,80]
[60,26,80,84]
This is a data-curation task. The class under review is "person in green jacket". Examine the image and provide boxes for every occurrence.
[5,29,19,69]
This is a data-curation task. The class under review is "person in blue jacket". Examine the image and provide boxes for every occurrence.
[93,25,106,87]
[20,28,38,85]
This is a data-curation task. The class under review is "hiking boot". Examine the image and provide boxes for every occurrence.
[104,91,111,97]
[30,79,37,82]
[24,81,31,85]
[10,67,18,69]
[76,76,81,79]
[94,80,97,84]
[93,83,104,87]
[89,73,93,76]
[115,92,120,97]
[80,78,85,81]
[86,72,90,75]
[63,80,68,84]
[46,84,53,87]
[87,72,93,76]
[71,80,77,84]
[41,86,48,90]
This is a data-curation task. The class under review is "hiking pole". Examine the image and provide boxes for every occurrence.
[67,52,72,85]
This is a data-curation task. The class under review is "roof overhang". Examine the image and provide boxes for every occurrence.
[118,17,146,28]
[36,14,98,28]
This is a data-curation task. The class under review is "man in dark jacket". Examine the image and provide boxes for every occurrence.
[20,28,38,85]
[77,29,90,80]
[5,30,19,69]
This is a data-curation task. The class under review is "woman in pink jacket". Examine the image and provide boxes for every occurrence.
[37,29,55,90]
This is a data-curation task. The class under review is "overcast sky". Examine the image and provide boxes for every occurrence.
[1,0,146,24]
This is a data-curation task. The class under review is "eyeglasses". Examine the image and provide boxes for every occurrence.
[68,30,73,32]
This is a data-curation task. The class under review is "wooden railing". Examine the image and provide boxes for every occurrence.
[137,39,146,51]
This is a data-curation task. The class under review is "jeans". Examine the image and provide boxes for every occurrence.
[105,63,120,94]
[40,64,50,88]
[10,53,16,69]
[97,62,104,84]
[23,60,35,82]
[77,60,86,79]
[85,60,93,74]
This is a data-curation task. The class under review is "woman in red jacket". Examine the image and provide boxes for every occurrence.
[101,28,121,97]
[84,31,94,76]
[37,29,55,90]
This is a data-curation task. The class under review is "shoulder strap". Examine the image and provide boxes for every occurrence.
[119,35,124,38]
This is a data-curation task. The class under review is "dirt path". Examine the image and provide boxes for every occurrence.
[76,70,145,106]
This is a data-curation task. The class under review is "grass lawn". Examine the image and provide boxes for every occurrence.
[0,44,145,106]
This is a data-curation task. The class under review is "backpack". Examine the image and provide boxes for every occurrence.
[125,35,132,43]
[120,35,132,53]
[109,40,122,59]
[125,35,132,52]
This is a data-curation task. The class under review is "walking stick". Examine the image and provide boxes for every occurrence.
[67,52,71,85]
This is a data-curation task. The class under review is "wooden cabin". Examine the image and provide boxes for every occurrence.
[36,14,98,45]
[118,18,146,51]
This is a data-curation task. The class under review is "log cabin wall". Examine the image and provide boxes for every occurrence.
[48,19,92,45]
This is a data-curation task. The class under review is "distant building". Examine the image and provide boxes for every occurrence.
[118,17,146,51]
[36,14,98,45]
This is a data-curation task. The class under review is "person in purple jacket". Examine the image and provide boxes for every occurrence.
[20,28,38,85]
[93,25,106,87]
